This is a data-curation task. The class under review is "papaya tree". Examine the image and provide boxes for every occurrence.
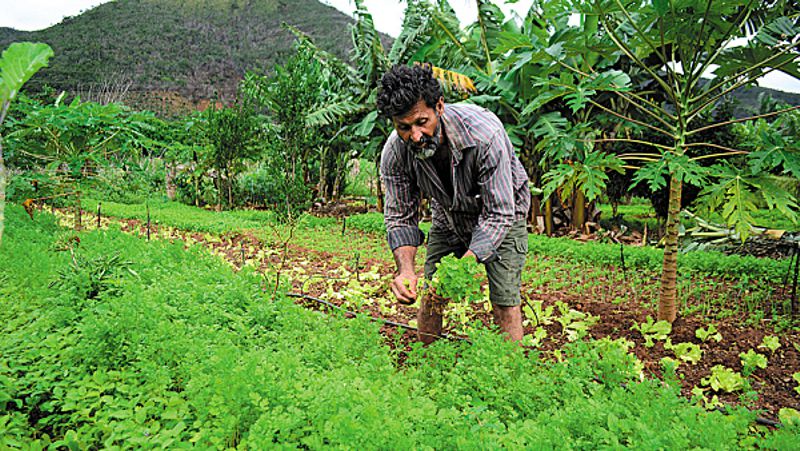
[0,42,53,245]
[555,0,800,322]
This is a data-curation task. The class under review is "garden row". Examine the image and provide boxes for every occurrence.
[2,204,799,447]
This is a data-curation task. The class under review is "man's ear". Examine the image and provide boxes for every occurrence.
[436,97,445,116]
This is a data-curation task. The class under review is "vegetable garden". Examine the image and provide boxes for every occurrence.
[2,0,800,448]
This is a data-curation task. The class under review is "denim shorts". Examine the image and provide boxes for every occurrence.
[424,220,528,306]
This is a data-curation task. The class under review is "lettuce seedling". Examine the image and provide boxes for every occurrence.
[695,324,722,343]
[631,316,671,348]
[702,365,745,393]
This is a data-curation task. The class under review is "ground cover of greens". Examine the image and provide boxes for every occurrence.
[2,204,798,448]
[87,199,789,282]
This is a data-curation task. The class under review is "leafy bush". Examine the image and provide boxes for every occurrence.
[237,162,311,215]
[345,212,386,235]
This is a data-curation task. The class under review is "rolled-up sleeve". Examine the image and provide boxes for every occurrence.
[380,138,425,250]
[469,130,516,262]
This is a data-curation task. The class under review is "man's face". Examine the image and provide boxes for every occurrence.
[392,97,445,159]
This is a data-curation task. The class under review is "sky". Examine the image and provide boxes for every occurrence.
[1,0,798,93]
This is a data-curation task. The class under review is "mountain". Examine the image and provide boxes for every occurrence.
[0,0,385,112]
[1,1,796,116]
[730,84,800,118]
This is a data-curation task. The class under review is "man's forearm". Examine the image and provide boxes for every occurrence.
[392,245,418,275]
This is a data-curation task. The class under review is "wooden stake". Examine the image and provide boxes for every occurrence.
[97,202,101,228]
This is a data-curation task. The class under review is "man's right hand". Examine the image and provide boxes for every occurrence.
[391,272,418,305]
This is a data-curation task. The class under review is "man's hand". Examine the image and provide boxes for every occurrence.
[462,249,478,261]
[391,272,418,305]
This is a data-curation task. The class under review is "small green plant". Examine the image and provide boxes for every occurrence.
[739,349,768,376]
[631,316,672,347]
[554,301,598,341]
[759,335,781,354]
[664,340,702,364]
[779,408,800,428]
[695,324,722,343]
[702,365,745,393]
[793,372,800,396]
[522,298,554,327]
[430,255,483,304]
[520,326,548,348]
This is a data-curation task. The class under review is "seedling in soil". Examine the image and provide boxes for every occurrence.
[555,301,598,341]
[522,298,554,327]
[702,365,745,393]
[695,324,722,343]
[521,327,548,348]
[793,372,800,395]
[631,316,671,348]
[758,335,781,354]
[739,349,768,376]
[664,339,702,364]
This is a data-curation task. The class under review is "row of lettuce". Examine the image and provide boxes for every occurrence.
[81,199,791,281]
[1,204,797,447]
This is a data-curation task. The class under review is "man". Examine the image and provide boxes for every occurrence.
[377,64,531,344]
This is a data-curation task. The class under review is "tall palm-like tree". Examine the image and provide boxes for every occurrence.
[554,0,800,321]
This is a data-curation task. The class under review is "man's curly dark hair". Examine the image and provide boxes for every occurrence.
[377,64,443,119]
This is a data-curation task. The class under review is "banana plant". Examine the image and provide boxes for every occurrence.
[553,0,800,322]
[0,42,53,246]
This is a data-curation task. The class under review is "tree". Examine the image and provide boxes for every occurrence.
[204,101,261,209]
[555,0,800,321]
[1,42,54,245]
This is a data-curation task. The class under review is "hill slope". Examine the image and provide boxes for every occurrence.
[0,0,374,107]
[1,1,796,115]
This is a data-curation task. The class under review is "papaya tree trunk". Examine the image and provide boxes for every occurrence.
[544,197,553,236]
[658,174,682,322]
[572,189,586,230]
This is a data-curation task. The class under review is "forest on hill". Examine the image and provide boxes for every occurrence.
[0,0,393,110]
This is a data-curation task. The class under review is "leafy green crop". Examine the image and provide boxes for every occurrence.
[631,316,672,347]
[702,366,745,393]
[759,335,781,354]
[430,254,484,304]
[2,204,797,447]
[695,324,723,343]
[739,349,768,376]
[665,340,703,364]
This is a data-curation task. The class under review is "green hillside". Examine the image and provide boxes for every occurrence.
[0,0,381,107]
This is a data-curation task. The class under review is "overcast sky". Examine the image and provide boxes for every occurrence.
[1,0,798,93]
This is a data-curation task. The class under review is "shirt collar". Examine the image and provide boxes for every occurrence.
[441,104,476,164]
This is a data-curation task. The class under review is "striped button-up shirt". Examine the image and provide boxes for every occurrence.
[380,103,530,262]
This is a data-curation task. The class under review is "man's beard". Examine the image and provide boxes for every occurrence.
[408,115,442,160]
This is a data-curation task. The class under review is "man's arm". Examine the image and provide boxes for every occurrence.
[381,136,424,303]
[391,245,418,304]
